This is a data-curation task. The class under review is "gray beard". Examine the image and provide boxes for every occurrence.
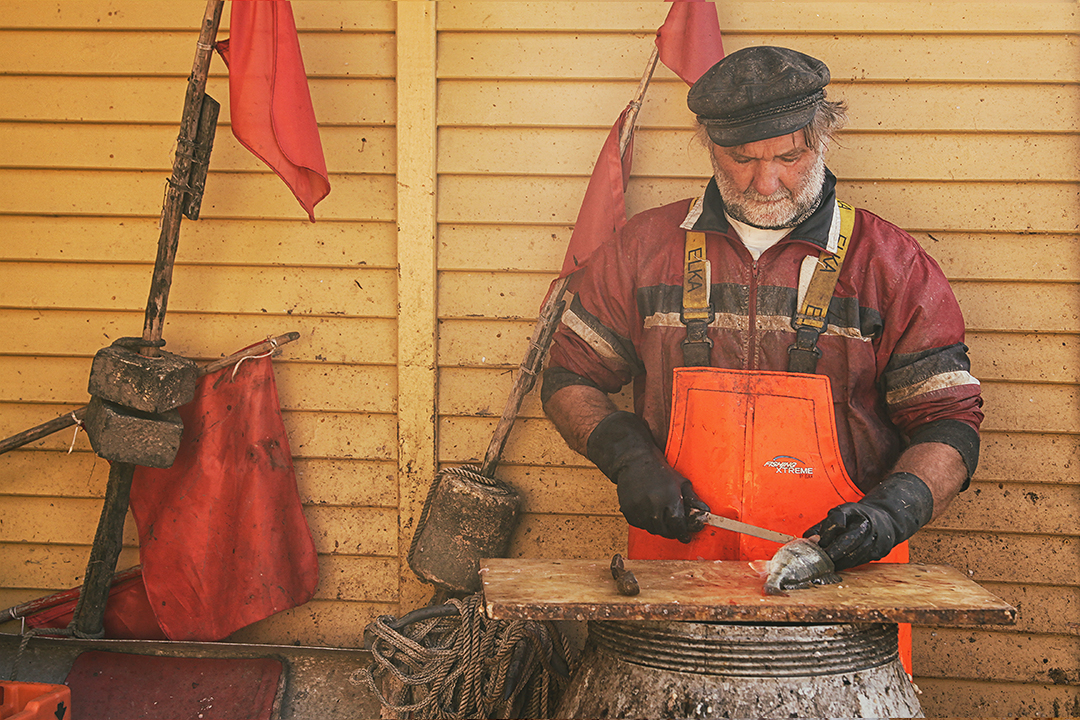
[712,153,827,230]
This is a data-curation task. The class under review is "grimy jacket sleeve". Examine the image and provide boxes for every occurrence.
[869,221,984,479]
[546,210,654,397]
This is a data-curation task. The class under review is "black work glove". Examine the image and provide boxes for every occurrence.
[804,472,934,571]
[586,411,709,543]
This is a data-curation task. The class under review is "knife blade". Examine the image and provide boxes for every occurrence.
[691,510,795,544]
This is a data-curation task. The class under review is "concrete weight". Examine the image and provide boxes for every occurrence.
[83,396,184,469]
[408,466,521,595]
[87,343,198,414]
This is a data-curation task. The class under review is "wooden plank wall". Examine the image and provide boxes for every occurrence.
[434,2,1080,717]
[0,1,1076,716]
[0,1,401,646]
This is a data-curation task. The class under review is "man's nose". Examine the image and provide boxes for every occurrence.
[751,165,783,196]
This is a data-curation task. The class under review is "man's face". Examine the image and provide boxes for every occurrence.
[710,131,826,230]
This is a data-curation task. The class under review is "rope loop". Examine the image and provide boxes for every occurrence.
[67,412,84,454]
[232,337,278,380]
[362,593,577,719]
[167,177,196,194]
[8,627,74,681]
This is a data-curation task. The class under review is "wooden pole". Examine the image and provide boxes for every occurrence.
[70,462,136,637]
[70,0,225,636]
[478,47,662,478]
[0,409,87,458]
[142,0,225,353]
[620,46,660,158]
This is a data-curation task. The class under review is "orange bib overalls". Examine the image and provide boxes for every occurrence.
[626,200,913,669]
[627,367,911,672]
[627,367,907,567]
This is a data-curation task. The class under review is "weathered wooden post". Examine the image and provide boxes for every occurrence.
[70,0,226,638]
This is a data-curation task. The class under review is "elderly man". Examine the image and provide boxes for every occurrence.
[542,46,983,571]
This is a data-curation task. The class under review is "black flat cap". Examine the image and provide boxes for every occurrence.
[688,46,830,147]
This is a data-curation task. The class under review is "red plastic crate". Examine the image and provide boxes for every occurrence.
[0,682,71,720]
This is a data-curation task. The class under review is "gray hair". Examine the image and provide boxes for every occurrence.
[802,98,848,151]
[695,96,848,152]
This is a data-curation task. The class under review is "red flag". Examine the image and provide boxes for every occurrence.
[25,571,167,640]
[558,105,636,279]
[553,3,723,285]
[656,1,725,85]
[129,354,319,641]
[216,1,330,222]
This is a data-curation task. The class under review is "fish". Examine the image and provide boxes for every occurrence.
[757,537,841,596]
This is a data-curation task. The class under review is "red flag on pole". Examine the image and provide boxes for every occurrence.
[558,105,636,279]
[216,1,330,222]
[555,2,723,282]
[656,0,725,86]
[25,571,166,640]
[128,354,319,641]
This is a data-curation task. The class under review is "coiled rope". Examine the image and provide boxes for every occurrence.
[363,594,576,719]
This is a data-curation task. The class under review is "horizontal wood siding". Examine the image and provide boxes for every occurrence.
[0,0,399,648]
[435,2,1079,717]
[0,2,1076,715]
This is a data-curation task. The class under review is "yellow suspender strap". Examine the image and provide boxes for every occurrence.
[788,200,856,373]
[682,231,713,366]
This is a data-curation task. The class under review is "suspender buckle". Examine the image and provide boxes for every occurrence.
[787,325,823,373]
[682,318,713,345]
[681,318,713,367]
[791,325,821,352]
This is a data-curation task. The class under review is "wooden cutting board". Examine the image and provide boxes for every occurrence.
[480,558,1016,626]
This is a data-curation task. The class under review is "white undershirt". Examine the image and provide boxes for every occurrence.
[725,213,790,260]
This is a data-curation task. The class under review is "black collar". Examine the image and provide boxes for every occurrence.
[687,168,838,251]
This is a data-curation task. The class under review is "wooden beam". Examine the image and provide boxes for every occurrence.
[395,0,438,613]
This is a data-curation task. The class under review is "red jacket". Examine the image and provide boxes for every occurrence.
[547,172,983,490]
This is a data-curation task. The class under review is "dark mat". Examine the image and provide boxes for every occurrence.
[64,651,281,720]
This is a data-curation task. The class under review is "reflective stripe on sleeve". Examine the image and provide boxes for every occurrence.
[886,370,981,406]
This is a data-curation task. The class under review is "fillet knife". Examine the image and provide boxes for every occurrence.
[691,510,795,544]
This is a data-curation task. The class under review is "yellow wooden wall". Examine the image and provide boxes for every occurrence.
[0,1,1076,716]
[0,1,403,645]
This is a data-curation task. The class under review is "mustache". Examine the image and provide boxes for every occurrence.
[740,187,793,202]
